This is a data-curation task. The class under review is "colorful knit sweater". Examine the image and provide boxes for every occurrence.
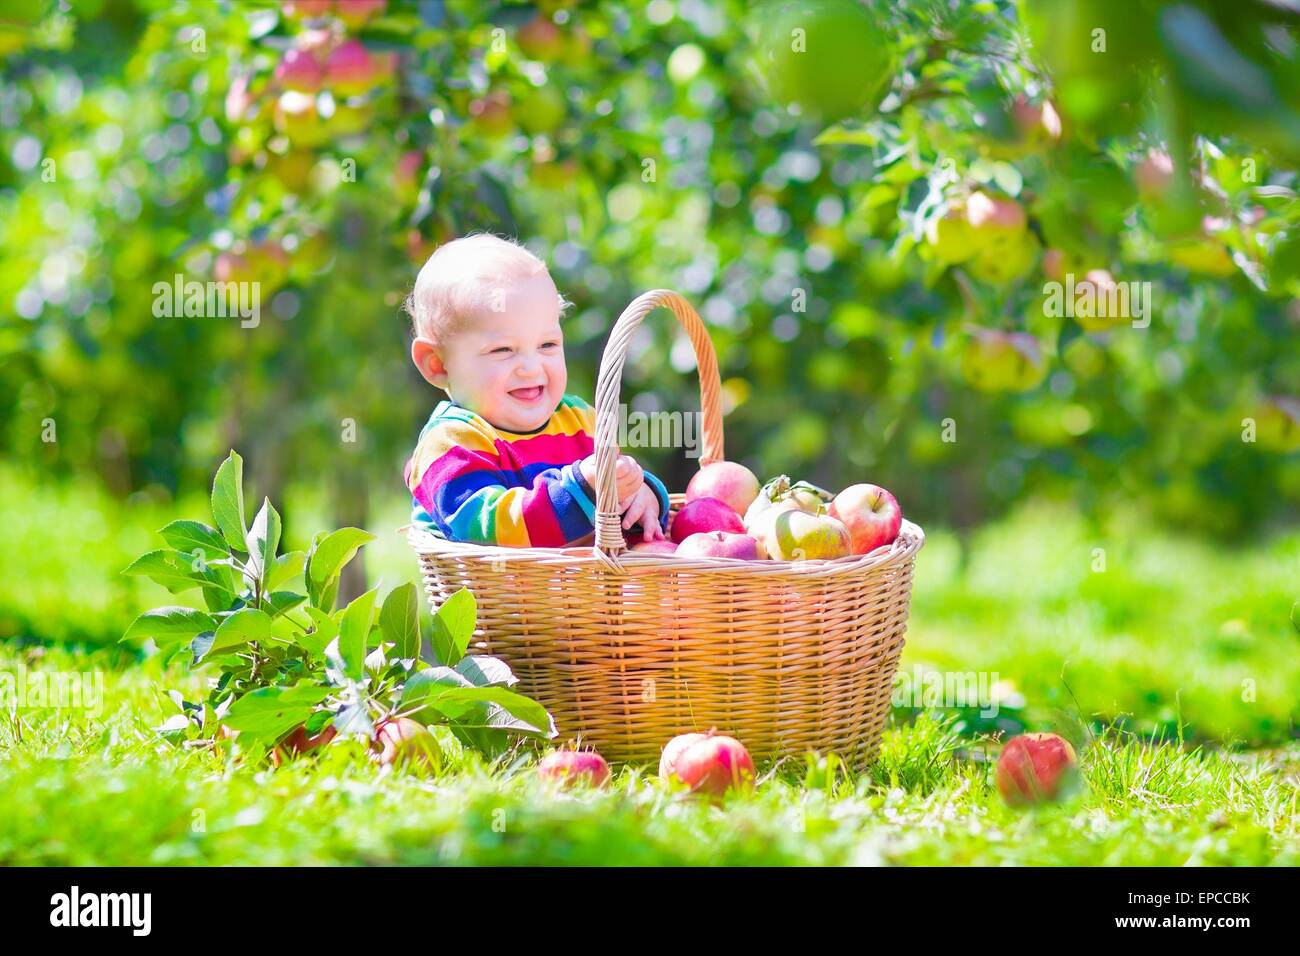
[404,394,672,547]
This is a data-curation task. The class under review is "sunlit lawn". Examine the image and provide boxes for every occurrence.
[1,465,1296,865]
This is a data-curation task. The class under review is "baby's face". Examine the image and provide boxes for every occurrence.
[438,272,567,432]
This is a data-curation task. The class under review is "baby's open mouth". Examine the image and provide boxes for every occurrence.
[509,385,545,402]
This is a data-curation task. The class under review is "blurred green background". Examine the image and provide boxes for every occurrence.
[1,0,1298,732]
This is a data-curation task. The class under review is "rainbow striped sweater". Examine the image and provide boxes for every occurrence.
[404,394,672,547]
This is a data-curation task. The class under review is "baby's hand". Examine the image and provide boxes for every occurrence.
[621,485,665,540]
[579,451,644,504]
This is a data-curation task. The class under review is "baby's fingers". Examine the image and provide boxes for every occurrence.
[622,498,648,531]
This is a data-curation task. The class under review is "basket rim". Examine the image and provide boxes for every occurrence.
[405,518,924,576]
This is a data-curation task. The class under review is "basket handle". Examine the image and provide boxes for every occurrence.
[592,289,724,560]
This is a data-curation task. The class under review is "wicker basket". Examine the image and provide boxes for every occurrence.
[408,289,924,765]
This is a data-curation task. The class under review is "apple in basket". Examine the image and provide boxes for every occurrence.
[630,538,679,554]
[743,474,826,529]
[749,508,852,561]
[995,732,1080,805]
[659,730,756,798]
[669,497,745,543]
[537,749,611,788]
[829,483,902,554]
[675,531,766,560]
[685,461,761,517]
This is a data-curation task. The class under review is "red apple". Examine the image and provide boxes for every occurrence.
[537,749,611,788]
[630,539,679,555]
[659,732,708,780]
[685,461,761,517]
[269,723,336,766]
[275,48,324,92]
[283,0,333,19]
[829,483,902,554]
[394,149,423,201]
[966,191,1027,231]
[469,91,513,138]
[750,508,851,561]
[660,730,755,798]
[375,716,441,770]
[995,732,1079,805]
[1135,148,1174,198]
[325,39,379,98]
[676,531,765,560]
[335,0,385,30]
[669,497,745,543]
[518,14,565,61]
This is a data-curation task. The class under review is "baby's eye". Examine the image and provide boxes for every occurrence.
[491,346,513,355]
[541,341,560,350]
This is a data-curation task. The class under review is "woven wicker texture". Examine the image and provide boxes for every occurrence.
[409,290,924,764]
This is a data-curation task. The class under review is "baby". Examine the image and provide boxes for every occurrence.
[402,234,671,547]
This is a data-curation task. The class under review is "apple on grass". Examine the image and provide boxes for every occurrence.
[829,483,902,554]
[669,497,745,543]
[685,461,760,517]
[995,732,1079,805]
[537,749,611,788]
[374,716,441,771]
[660,730,755,798]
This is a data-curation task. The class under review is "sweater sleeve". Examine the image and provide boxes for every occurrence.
[407,417,596,547]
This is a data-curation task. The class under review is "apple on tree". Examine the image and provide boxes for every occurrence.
[960,329,1047,393]
[749,0,897,123]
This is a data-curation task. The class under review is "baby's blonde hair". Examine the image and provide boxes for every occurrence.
[403,233,562,342]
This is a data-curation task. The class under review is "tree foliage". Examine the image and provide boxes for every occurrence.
[2,0,1298,536]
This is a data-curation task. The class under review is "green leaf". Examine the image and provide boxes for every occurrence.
[211,451,248,552]
[122,550,213,594]
[122,606,216,649]
[305,528,375,610]
[333,703,374,739]
[400,665,474,719]
[812,124,879,147]
[1291,600,1299,635]
[158,520,227,558]
[299,606,338,657]
[221,684,332,742]
[266,550,306,593]
[992,161,1023,197]
[453,655,519,688]
[428,686,553,737]
[337,587,379,681]
[430,587,476,665]
[379,582,421,660]
[265,591,307,619]
[199,607,275,661]
[244,497,282,590]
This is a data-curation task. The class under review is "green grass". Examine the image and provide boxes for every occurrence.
[0,645,1294,865]
[1,466,1297,864]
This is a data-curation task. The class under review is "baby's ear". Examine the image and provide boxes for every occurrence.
[411,337,449,388]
